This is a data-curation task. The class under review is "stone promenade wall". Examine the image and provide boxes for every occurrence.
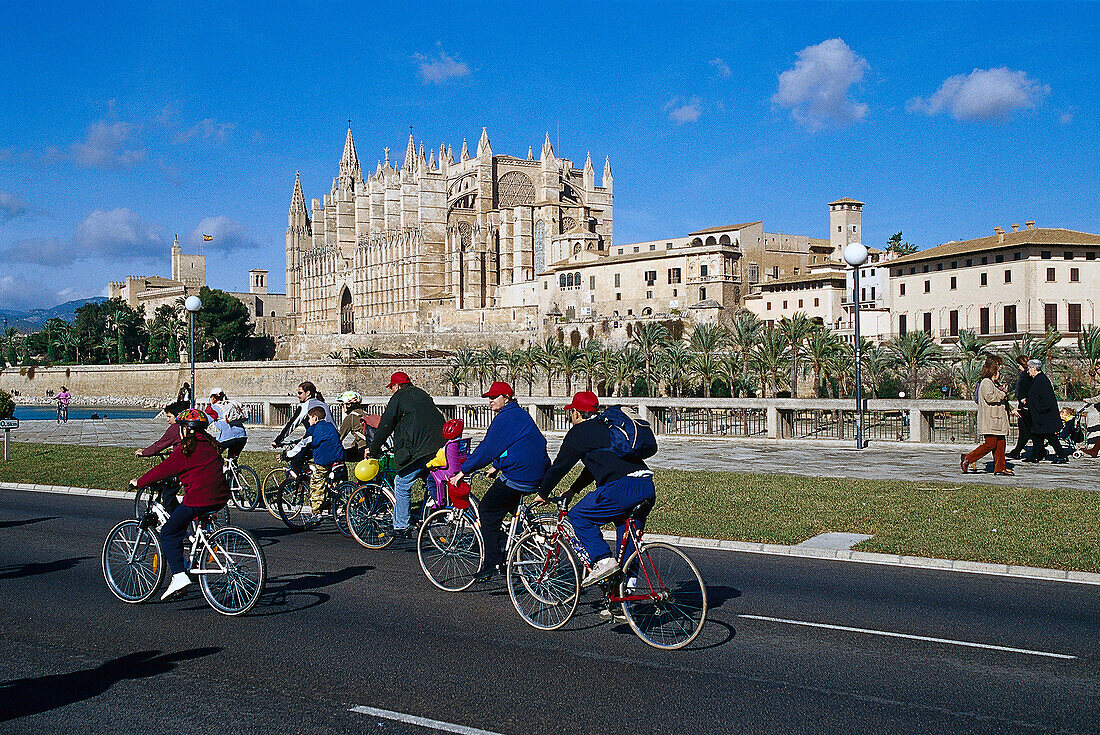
[0,359,450,402]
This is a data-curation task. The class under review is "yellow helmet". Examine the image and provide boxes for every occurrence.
[355,458,380,483]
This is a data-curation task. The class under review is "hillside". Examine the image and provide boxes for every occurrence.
[0,297,108,332]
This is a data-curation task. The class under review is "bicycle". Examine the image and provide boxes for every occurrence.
[224,455,261,511]
[132,453,229,526]
[346,454,481,552]
[417,473,555,592]
[506,496,708,650]
[275,461,355,534]
[102,498,266,615]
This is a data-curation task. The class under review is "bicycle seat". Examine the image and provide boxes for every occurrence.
[627,498,654,521]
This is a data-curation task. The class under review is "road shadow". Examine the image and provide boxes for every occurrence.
[0,647,220,722]
[245,565,375,617]
[0,557,89,581]
[0,516,59,529]
[706,585,742,611]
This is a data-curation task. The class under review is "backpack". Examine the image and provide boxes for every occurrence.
[222,400,245,424]
[599,405,657,461]
[358,413,381,443]
[973,382,981,405]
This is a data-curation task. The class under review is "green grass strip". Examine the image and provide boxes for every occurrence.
[2,441,1097,573]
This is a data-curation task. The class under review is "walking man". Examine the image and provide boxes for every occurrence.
[1024,359,1069,463]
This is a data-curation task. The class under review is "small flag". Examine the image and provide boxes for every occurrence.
[203,234,213,242]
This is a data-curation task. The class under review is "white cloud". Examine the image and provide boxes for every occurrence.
[43,120,147,169]
[174,118,236,144]
[666,97,703,124]
[414,49,471,84]
[189,216,255,251]
[73,207,163,260]
[0,237,71,264]
[906,67,1049,121]
[772,38,869,130]
[154,102,180,127]
[1060,110,1074,125]
[0,190,28,222]
[710,58,732,77]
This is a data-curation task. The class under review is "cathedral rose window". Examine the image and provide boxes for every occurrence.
[497,171,535,208]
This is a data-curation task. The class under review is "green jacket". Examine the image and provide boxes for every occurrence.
[369,384,445,473]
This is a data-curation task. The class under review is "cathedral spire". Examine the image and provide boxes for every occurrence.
[418,142,427,172]
[527,146,534,160]
[460,138,470,162]
[290,171,307,214]
[428,149,436,171]
[603,156,613,189]
[476,127,492,158]
[540,132,554,162]
[403,132,416,172]
[339,126,360,179]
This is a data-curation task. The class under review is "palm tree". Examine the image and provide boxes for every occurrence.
[608,348,643,397]
[718,352,754,397]
[532,340,559,396]
[954,357,984,400]
[511,346,539,396]
[442,364,467,396]
[629,322,669,396]
[955,329,991,364]
[554,346,583,395]
[481,344,507,382]
[728,312,763,384]
[689,352,723,399]
[884,331,944,398]
[575,339,606,393]
[353,346,380,360]
[1077,325,1100,392]
[749,328,789,398]
[805,328,843,397]
[453,348,478,396]
[658,342,694,397]
[777,312,816,397]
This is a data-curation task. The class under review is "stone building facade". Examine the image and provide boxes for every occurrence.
[286,127,612,352]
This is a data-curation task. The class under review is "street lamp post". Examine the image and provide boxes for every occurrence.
[844,242,869,449]
[184,295,202,408]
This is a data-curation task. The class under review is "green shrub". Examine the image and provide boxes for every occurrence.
[0,390,14,419]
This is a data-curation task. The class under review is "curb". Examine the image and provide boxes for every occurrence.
[4,481,1097,586]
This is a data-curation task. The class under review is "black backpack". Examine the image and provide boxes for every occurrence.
[599,405,658,461]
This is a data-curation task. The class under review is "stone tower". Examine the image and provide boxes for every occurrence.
[829,197,864,259]
[285,171,311,333]
[170,234,206,288]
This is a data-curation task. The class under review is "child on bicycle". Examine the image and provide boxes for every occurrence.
[284,406,345,516]
[129,409,230,600]
[426,418,468,513]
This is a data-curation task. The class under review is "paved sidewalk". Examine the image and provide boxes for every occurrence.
[8,418,1098,491]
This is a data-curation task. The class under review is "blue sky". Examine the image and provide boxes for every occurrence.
[1,1,1097,311]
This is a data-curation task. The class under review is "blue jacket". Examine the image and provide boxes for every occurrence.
[288,420,344,467]
[460,400,550,491]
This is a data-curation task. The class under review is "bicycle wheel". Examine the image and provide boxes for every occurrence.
[230,465,261,511]
[506,530,579,631]
[332,480,358,537]
[132,485,157,519]
[197,526,267,615]
[417,508,483,592]
[347,483,396,549]
[620,542,708,650]
[102,520,165,603]
[277,477,320,530]
[261,467,290,519]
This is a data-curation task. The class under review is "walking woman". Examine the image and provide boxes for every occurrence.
[962,355,1013,475]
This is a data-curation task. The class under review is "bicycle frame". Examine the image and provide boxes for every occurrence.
[134,502,226,575]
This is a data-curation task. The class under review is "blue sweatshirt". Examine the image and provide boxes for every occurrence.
[288,420,344,467]
[460,400,550,491]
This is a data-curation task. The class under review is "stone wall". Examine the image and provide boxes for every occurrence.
[0,359,451,402]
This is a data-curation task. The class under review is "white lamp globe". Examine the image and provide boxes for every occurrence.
[843,242,869,267]
[184,295,203,312]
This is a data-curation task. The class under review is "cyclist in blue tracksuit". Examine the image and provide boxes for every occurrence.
[535,391,656,588]
[449,381,550,582]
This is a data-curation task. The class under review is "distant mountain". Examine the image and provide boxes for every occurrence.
[0,297,109,332]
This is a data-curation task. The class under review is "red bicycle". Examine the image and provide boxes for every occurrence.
[505,496,708,650]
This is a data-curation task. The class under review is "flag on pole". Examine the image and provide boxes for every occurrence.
[203,234,213,242]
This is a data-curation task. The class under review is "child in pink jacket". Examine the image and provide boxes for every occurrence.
[427,419,468,510]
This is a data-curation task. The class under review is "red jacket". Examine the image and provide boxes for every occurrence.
[138,424,182,456]
[136,433,229,507]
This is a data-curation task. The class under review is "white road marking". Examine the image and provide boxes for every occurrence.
[349,706,506,735]
[739,615,1077,660]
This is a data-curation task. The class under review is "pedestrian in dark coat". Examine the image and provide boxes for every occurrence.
[1024,360,1069,463]
[1006,355,1033,459]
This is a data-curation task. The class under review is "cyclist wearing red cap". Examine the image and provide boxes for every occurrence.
[536,390,656,588]
[368,372,446,538]
[129,409,230,600]
[451,381,550,582]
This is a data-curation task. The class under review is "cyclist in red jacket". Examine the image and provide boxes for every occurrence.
[130,409,230,600]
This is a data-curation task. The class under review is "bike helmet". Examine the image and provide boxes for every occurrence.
[175,408,209,433]
[355,458,380,483]
[442,418,464,440]
[337,390,363,405]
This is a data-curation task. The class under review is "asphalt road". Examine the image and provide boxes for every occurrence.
[1,489,1098,734]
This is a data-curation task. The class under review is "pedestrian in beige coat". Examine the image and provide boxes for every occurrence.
[963,355,1013,475]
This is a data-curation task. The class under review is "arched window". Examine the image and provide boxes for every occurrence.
[719,235,731,246]
[535,220,546,274]
[705,236,717,246]
[560,274,567,289]
[691,237,703,247]
[573,272,581,286]
[340,287,354,334]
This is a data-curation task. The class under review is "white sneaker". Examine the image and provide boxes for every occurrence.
[581,557,619,588]
[598,606,627,622]
[161,572,193,600]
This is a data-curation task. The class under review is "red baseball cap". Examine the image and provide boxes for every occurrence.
[387,371,411,388]
[482,381,514,399]
[563,390,599,413]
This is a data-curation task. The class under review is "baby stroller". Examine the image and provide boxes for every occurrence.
[1069,400,1100,459]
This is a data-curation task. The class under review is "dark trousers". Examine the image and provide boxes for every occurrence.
[219,437,247,459]
[1031,433,1068,460]
[568,475,655,564]
[160,502,225,574]
[1009,410,1032,455]
[479,478,528,571]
